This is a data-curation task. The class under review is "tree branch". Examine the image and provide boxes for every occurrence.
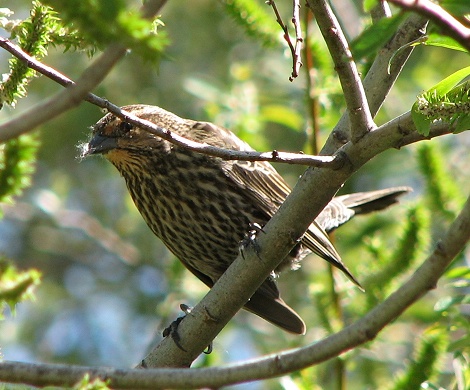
[0,38,342,169]
[0,0,168,142]
[387,0,470,52]
[306,0,376,143]
[1,167,468,388]
[290,0,303,81]
[266,0,303,81]
[0,42,127,139]
[0,1,468,387]
[136,106,465,369]
[322,13,428,154]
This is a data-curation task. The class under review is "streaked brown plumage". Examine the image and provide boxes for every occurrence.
[85,104,409,334]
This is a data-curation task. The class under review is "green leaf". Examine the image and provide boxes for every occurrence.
[41,0,168,62]
[390,332,447,390]
[351,13,407,59]
[440,0,470,16]
[222,0,280,47]
[0,1,56,106]
[412,67,470,135]
[424,33,468,53]
[446,266,470,279]
[448,335,470,352]
[260,105,303,131]
[0,133,39,208]
[0,257,41,318]
[434,295,466,312]
[416,143,465,219]
[411,103,432,136]
[429,66,470,96]
[454,113,470,133]
[363,0,379,13]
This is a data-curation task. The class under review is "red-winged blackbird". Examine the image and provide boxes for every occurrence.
[85,104,409,334]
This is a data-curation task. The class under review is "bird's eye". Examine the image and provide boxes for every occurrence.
[119,122,133,133]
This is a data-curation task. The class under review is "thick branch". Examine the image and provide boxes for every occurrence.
[137,107,464,369]
[1,125,468,388]
[0,1,467,386]
[306,0,376,143]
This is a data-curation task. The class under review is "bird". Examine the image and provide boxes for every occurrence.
[84,104,410,335]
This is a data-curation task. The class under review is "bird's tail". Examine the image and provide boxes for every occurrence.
[242,276,306,334]
[303,186,411,289]
[245,289,306,335]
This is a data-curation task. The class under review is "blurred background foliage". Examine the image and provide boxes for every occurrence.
[0,0,469,389]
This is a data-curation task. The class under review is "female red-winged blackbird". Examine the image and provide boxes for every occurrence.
[85,104,409,334]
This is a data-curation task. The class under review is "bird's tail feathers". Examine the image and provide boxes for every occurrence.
[244,290,306,335]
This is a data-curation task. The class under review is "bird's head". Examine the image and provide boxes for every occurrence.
[81,105,175,167]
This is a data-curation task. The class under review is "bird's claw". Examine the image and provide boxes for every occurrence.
[162,304,213,354]
[239,222,265,259]
[162,316,187,352]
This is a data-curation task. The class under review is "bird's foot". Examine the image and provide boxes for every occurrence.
[239,222,265,259]
[162,304,213,354]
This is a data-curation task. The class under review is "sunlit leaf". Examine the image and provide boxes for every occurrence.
[260,105,303,131]
[429,66,470,96]
[363,0,379,13]
[446,266,470,279]
[424,33,468,53]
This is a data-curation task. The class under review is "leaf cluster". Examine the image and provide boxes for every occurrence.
[0,257,41,319]
[222,0,281,48]
[0,1,57,106]
[41,0,169,62]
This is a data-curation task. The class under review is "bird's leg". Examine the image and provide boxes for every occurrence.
[239,222,265,260]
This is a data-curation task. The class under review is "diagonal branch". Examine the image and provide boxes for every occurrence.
[0,0,168,142]
[322,13,428,154]
[306,0,376,143]
[387,0,470,52]
[0,122,468,389]
[0,38,340,168]
[136,108,466,369]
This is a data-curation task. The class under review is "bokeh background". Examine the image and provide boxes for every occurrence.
[1,1,469,389]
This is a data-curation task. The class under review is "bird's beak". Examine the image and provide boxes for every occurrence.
[85,134,118,156]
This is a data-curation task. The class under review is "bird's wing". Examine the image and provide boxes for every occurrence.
[227,159,361,287]
[190,121,291,210]
[189,122,360,284]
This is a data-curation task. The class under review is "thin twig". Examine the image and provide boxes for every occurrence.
[0,0,169,141]
[0,38,340,168]
[303,9,320,154]
[387,0,470,52]
[306,0,376,143]
[0,42,128,140]
[290,0,303,81]
[266,0,302,81]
